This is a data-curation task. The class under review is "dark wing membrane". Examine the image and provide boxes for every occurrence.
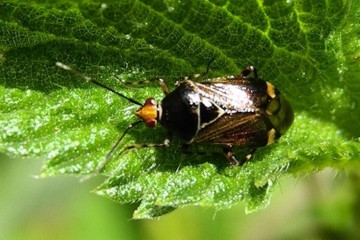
[193,112,271,147]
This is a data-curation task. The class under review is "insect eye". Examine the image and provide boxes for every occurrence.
[145,97,156,106]
[146,119,157,128]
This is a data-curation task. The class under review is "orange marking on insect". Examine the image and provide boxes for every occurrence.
[135,98,158,127]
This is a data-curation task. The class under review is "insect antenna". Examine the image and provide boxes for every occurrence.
[56,62,145,176]
[55,62,142,106]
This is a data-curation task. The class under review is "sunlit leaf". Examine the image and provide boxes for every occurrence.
[1,0,359,218]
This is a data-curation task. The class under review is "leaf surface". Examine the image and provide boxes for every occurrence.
[1,0,359,218]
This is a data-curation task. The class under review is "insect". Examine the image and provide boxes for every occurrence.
[56,62,294,170]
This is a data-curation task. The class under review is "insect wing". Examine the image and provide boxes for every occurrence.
[195,80,267,113]
[194,113,270,147]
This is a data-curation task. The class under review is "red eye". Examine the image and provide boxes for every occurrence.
[146,119,157,128]
[145,98,155,106]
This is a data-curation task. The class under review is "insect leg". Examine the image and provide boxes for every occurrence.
[176,58,216,82]
[113,76,170,95]
[116,134,171,157]
[204,57,215,77]
[158,79,171,95]
[223,147,256,166]
[240,66,258,79]
[181,144,217,160]
[240,149,256,165]
[222,147,240,166]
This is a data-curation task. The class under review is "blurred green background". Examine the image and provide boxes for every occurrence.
[1,155,359,240]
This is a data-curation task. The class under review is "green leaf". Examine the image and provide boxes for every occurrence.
[1,0,359,219]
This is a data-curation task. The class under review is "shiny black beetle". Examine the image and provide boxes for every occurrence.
[56,63,294,168]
